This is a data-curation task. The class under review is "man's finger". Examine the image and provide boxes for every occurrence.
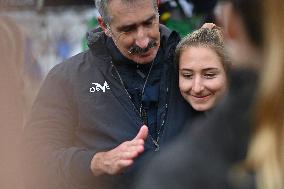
[126,145,144,153]
[121,151,140,160]
[117,159,134,170]
[133,125,148,140]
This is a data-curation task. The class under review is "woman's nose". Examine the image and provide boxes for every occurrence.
[192,77,204,93]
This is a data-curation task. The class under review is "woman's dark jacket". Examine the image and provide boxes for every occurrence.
[135,69,258,189]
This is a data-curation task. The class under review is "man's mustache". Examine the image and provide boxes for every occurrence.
[128,40,158,55]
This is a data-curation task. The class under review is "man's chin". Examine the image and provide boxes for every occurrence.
[135,58,154,64]
[133,51,158,64]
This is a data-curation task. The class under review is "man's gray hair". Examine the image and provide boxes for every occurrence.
[95,0,159,25]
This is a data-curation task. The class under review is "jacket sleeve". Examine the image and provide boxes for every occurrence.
[24,64,96,189]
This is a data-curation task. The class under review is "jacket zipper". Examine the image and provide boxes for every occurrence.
[111,62,160,151]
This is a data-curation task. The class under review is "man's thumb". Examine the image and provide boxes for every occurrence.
[134,125,148,140]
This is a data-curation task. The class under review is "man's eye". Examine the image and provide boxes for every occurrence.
[119,26,136,33]
[122,27,134,33]
[143,21,153,27]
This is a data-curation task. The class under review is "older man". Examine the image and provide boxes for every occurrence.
[24,0,198,189]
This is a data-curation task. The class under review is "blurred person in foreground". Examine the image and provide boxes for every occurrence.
[0,15,41,189]
[176,27,230,113]
[23,0,201,189]
[135,0,284,188]
[0,15,24,189]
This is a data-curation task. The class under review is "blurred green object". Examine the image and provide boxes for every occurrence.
[82,18,98,51]
[165,15,203,37]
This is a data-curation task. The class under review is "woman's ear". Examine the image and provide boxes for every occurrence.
[97,17,111,37]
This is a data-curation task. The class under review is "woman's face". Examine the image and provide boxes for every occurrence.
[179,46,227,111]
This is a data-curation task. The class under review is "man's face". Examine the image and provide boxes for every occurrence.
[104,0,160,64]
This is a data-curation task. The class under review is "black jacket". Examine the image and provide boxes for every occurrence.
[24,25,199,189]
[135,69,258,189]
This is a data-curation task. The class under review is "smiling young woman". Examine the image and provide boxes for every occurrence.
[175,28,230,112]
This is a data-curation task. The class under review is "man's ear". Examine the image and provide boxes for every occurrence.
[97,17,111,37]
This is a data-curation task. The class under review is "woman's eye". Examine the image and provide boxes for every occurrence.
[182,74,193,79]
[204,73,217,79]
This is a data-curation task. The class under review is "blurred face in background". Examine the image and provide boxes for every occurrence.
[214,1,263,69]
[179,46,227,111]
[99,0,160,64]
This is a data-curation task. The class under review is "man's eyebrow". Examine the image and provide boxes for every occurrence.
[117,23,137,31]
[117,14,157,31]
[143,15,157,23]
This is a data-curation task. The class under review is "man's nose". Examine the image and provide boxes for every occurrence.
[135,27,149,48]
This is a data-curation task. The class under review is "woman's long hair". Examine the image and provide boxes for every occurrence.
[246,0,284,188]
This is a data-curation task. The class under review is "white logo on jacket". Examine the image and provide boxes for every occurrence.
[90,81,110,93]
